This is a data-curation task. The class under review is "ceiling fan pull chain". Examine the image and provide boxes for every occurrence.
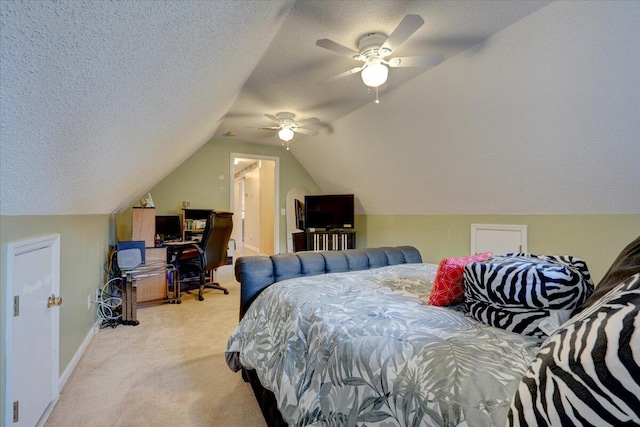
[375,86,380,104]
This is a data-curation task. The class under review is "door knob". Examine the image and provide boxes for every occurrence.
[47,294,63,308]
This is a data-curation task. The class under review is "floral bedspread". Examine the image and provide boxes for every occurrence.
[226,263,541,426]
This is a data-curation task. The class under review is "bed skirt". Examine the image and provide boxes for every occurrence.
[242,368,288,427]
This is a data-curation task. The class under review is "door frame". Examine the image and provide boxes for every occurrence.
[4,234,61,427]
[230,153,280,254]
[233,177,246,245]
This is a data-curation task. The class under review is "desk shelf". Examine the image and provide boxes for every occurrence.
[181,208,213,241]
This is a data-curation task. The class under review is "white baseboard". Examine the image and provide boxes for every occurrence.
[58,321,99,391]
[39,322,97,426]
[36,396,59,427]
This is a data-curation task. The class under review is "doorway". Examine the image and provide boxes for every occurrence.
[230,153,279,255]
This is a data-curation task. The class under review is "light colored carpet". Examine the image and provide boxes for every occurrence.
[45,279,267,427]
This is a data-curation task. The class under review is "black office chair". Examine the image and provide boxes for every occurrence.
[173,211,233,301]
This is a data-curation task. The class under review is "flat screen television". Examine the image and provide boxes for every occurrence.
[155,215,182,241]
[304,194,354,230]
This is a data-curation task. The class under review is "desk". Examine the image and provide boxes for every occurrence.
[163,240,199,247]
[163,241,200,303]
[163,241,199,262]
[119,248,168,324]
[163,240,234,301]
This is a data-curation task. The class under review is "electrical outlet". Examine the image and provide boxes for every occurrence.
[87,294,92,310]
[96,288,102,302]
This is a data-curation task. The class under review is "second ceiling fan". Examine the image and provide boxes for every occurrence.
[257,112,320,150]
[316,14,444,100]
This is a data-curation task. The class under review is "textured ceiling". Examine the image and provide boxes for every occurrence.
[2,1,637,217]
[214,0,553,145]
[0,0,294,215]
[292,1,640,215]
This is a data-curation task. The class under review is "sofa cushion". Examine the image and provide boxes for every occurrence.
[464,254,593,338]
[508,273,640,426]
[427,252,493,306]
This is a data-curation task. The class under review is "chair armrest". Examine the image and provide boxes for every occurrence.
[170,244,203,265]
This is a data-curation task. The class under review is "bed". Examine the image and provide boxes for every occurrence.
[226,243,640,426]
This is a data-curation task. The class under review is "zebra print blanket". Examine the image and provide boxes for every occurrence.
[226,263,542,426]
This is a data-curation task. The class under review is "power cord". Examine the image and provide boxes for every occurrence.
[96,276,123,328]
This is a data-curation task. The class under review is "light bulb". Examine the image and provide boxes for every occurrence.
[361,60,388,87]
[278,127,294,142]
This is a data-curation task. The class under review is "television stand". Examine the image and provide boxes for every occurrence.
[294,230,355,252]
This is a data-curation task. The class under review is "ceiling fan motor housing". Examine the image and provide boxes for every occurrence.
[358,33,390,58]
[275,112,296,121]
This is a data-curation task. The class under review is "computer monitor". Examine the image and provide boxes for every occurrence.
[155,215,182,241]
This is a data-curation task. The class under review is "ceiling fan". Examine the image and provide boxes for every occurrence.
[256,112,320,150]
[316,14,444,102]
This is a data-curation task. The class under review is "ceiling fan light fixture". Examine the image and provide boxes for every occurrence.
[278,127,295,142]
[361,61,388,87]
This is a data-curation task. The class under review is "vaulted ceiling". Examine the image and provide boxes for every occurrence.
[213,0,552,145]
[2,1,639,216]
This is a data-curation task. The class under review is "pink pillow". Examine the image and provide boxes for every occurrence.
[428,252,493,306]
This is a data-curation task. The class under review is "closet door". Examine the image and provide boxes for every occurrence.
[471,224,527,255]
[7,235,60,427]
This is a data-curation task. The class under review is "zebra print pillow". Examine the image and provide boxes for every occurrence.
[464,254,594,338]
[508,273,640,426]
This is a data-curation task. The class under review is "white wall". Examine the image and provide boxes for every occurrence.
[292,1,640,215]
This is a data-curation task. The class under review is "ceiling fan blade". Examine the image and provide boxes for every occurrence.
[295,117,320,126]
[293,128,319,136]
[388,53,444,68]
[247,126,280,130]
[381,14,424,53]
[264,113,280,123]
[316,38,360,59]
[325,66,363,82]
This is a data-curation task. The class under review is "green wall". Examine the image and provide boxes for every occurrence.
[1,162,637,424]
[357,214,640,284]
[0,211,637,423]
[0,215,112,420]
[116,139,322,252]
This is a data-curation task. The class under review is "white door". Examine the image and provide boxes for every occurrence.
[471,224,528,255]
[6,235,60,427]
